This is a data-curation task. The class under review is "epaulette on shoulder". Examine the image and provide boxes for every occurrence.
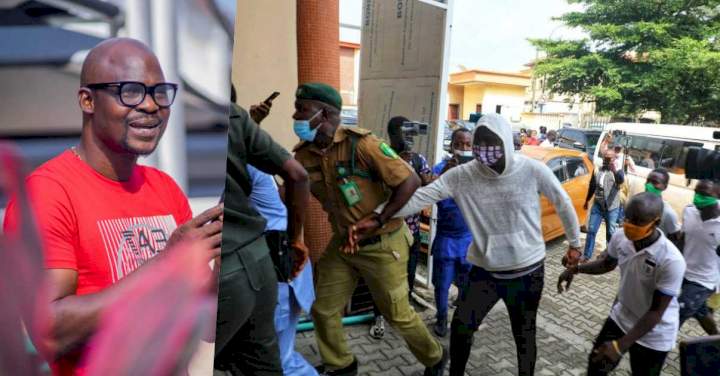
[343,126,373,137]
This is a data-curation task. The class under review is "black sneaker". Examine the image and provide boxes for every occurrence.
[316,358,358,376]
[424,346,448,376]
[433,318,448,338]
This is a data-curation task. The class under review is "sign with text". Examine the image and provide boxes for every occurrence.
[359,0,450,164]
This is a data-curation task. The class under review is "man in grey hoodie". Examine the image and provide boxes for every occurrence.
[352,113,582,375]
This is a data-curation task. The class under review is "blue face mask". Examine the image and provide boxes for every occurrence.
[294,110,322,142]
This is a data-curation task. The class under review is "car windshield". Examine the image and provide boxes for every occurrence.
[585,133,600,148]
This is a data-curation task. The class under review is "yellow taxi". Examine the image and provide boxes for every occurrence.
[521,146,593,241]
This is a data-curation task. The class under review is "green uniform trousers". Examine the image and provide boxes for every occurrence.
[311,224,443,370]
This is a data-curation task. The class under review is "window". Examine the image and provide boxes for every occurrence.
[616,135,703,175]
[566,157,588,179]
[495,105,502,114]
[558,130,583,150]
[448,104,460,120]
[547,158,566,182]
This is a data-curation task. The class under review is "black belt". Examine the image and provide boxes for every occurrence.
[358,235,382,247]
[490,259,544,275]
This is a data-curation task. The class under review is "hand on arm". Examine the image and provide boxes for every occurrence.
[557,254,617,294]
[346,173,421,253]
[277,159,310,277]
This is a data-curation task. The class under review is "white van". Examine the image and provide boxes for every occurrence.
[592,123,720,217]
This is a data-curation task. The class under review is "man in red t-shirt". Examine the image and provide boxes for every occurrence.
[3,38,222,375]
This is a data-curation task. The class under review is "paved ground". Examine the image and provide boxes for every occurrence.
[296,231,714,375]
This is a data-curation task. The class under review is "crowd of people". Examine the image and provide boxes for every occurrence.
[4,36,719,376]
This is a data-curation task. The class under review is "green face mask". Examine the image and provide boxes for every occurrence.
[694,193,719,209]
[645,183,663,197]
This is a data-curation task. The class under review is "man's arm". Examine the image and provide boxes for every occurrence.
[233,104,310,273]
[42,206,222,357]
[615,291,673,352]
[394,172,454,219]
[279,158,310,275]
[557,253,618,293]
[585,172,597,206]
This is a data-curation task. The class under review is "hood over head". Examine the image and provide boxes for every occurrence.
[472,113,515,177]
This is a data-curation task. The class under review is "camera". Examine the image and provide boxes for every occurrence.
[684,131,720,180]
[400,121,429,150]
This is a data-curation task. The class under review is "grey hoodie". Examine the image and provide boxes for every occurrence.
[393,114,581,272]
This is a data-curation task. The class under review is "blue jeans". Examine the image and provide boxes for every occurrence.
[583,202,620,260]
[432,256,472,321]
[275,282,318,376]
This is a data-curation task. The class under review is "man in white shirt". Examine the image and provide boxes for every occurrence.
[677,179,720,334]
[539,130,556,148]
[644,168,681,244]
[558,193,686,376]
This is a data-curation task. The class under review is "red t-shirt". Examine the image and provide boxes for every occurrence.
[3,150,193,375]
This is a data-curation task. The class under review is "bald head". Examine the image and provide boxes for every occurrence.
[81,38,163,86]
[77,37,171,158]
[626,192,663,225]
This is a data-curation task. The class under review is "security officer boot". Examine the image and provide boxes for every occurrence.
[424,346,448,376]
[316,358,358,376]
[433,317,448,337]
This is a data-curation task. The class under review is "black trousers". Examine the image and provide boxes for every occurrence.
[587,318,668,376]
[449,264,544,376]
[215,239,281,375]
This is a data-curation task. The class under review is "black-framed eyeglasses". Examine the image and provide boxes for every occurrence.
[85,81,178,108]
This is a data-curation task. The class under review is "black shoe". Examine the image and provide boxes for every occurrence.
[433,318,448,337]
[424,346,448,376]
[315,358,358,376]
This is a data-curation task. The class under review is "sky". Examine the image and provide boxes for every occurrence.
[340,0,586,72]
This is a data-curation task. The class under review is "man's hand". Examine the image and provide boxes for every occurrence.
[583,201,589,211]
[344,214,381,254]
[557,268,576,294]
[249,102,272,124]
[591,341,622,369]
[290,241,309,278]
[441,157,459,174]
[562,246,582,267]
[167,204,224,259]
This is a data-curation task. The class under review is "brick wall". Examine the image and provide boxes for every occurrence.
[296,0,340,262]
[297,0,340,89]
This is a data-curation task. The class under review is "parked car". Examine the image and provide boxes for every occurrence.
[521,146,593,241]
[555,127,601,158]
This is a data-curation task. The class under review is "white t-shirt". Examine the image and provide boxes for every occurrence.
[659,201,681,236]
[681,205,720,290]
[607,229,686,352]
[540,139,554,148]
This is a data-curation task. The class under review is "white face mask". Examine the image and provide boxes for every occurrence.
[454,150,473,157]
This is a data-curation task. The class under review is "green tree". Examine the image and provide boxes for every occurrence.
[531,0,720,125]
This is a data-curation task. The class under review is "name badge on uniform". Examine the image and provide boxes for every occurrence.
[339,178,362,207]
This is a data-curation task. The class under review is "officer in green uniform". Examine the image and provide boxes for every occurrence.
[292,83,447,376]
[217,95,310,375]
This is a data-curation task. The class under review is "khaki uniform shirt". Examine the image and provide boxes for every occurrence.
[294,126,413,237]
